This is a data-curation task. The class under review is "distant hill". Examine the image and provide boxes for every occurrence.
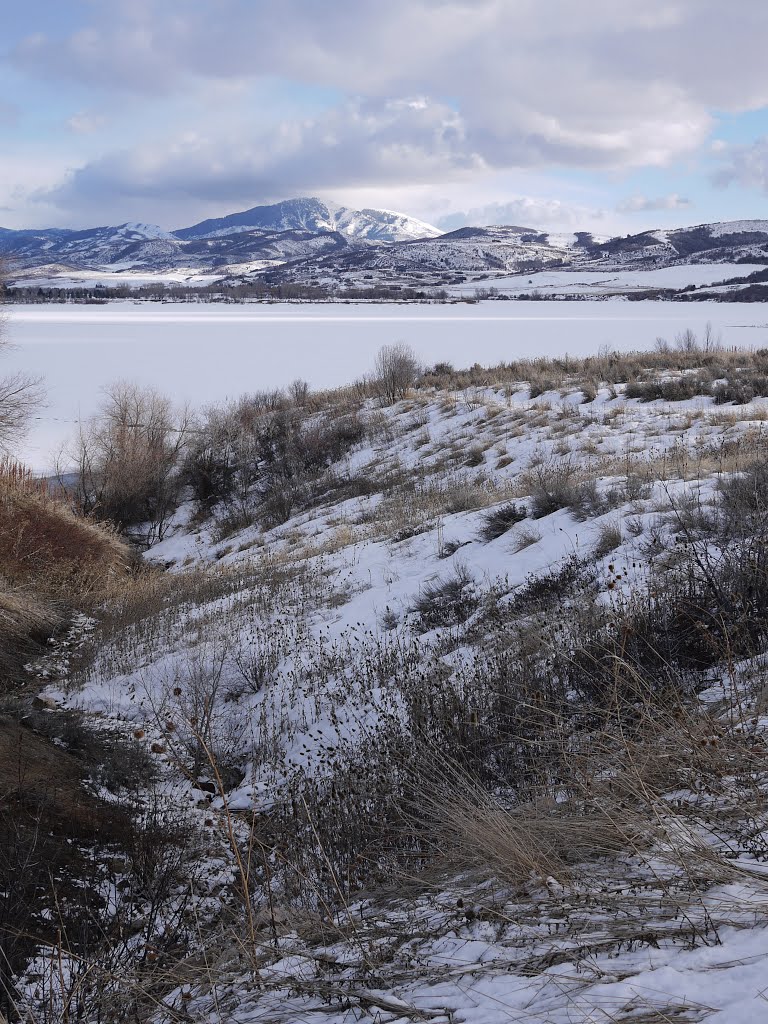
[3,201,768,288]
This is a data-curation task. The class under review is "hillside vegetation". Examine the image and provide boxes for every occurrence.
[7,337,768,1022]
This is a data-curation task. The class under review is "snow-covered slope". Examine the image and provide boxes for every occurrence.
[274,224,601,285]
[174,197,440,243]
[593,219,768,267]
[32,369,768,1023]
[0,199,440,275]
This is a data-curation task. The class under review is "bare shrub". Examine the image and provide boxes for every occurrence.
[185,396,366,526]
[411,564,478,631]
[464,445,485,467]
[0,263,44,454]
[509,555,593,614]
[525,460,583,518]
[411,756,638,883]
[594,519,622,557]
[159,644,247,789]
[372,343,421,404]
[625,371,711,402]
[511,525,542,551]
[719,459,768,514]
[71,382,190,538]
[479,502,528,541]
[712,371,768,405]
[675,327,699,352]
[572,475,651,519]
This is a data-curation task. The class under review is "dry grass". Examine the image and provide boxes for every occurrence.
[0,467,130,684]
[0,589,62,679]
[0,482,129,599]
[422,343,766,394]
[412,756,641,883]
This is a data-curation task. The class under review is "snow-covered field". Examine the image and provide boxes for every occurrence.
[11,267,228,288]
[7,299,768,470]
[454,263,765,296]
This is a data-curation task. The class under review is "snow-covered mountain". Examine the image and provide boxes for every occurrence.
[277,225,604,285]
[592,220,768,266]
[0,222,179,272]
[175,197,441,243]
[0,199,440,276]
[3,205,768,285]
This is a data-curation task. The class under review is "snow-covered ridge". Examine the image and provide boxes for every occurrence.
[174,197,441,243]
[706,219,768,237]
[108,222,174,241]
[4,208,768,284]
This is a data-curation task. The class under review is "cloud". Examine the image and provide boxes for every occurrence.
[66,110,106,134]
[10,0,768,224]
[714,136,768,193]
[616,193,692,212]
[437,197,604,231]
[14,0,768,175]
[37,97,482,225]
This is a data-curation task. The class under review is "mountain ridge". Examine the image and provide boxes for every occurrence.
[3,200,768,285]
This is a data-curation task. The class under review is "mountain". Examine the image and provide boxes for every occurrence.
[0,222,179,273]
[591,220,768,266]
[0,198,441,277]
[258,225,607,286]
[263,219,768,289]
[174,197,440,243]
[3,204,768,286]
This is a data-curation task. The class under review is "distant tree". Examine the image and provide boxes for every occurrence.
[675,328,699,353]
[373,343,421,404]
[0,259,44,453]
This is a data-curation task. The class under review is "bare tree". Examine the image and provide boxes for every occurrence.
[373,342,421,404]
[674,328,699,353]
[0,260,44,454]
[71,381,190,539]
[703,321,723,353]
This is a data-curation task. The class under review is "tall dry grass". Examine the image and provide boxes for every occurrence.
[0,464,128,600]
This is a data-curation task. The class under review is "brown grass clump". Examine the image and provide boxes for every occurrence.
[410,754,641,884]
[0,590,62,678]
[0,477,129,599]
[0,461,129,682]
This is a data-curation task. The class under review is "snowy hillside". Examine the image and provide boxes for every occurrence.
[0,199,440,276]
[270,224,598,287]
[16,339,768,1022]
[174,197,441,243]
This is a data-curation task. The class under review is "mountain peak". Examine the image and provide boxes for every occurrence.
[173,197,441,243]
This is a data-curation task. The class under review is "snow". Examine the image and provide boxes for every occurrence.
[109,222,175,241]
[452,263,765,296]
[26,370,768,1022]
[707,219,768,237]
[11,267,228,288]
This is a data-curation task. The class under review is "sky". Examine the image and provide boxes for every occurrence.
[2,0,768,235]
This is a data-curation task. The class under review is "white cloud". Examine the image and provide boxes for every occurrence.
[10,0,768,222]
[15,2,768,171]
[437,197,604,231]
[616,193,692,213]
[37,97,483,224]
[66,110,106,134]
[714,136,768,194]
